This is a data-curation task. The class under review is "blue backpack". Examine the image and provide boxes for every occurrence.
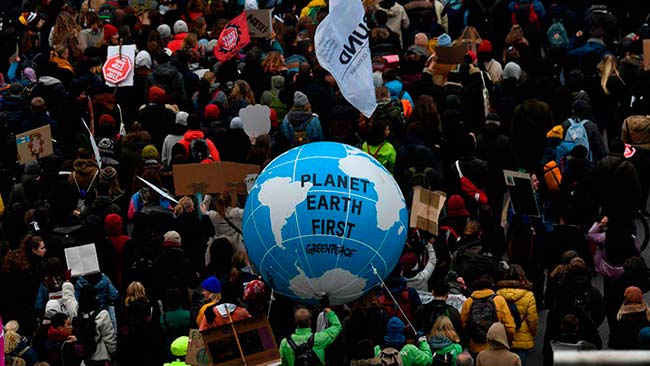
[556,118,591,161]
[547,18,569,49]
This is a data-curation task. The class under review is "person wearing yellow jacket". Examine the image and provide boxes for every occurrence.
[496,265,538,365]
[461,275,516,355]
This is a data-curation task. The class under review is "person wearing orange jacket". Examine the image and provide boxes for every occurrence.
[461,274,516,356]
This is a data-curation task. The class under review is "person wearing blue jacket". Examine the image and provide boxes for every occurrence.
[280,91,324,146]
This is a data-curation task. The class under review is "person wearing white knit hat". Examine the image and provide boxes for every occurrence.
[161,111,189,166]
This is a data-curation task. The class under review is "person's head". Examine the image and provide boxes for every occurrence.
[84,11,102,32]
[181,33,198,51]
[125,281,147,306]
[432,280,450,299]
[170,336,189,358]
[293,91,310,111]
[294,307,312,328]
[623,286,644,305]
[174,196,195,216]
[262,51,285,73]
[504,264,530,284]
[375,85,390,102]
[22,234,46,258]
[384,316,406,347]
[463,220,481,241]
[31,96,46,113]
[560,313,579,337]
[366,119,389,146]
[231,80,255,105]
[50,312,70,331]
[430,315,460,342]
[571,99,591,120]
[374,10,388,27]
[163,288,183,311]
[201,276,222,302]
[456,352,474,366]
[349,338,376,361]
[486,322,509,350]
[473,274,494,291]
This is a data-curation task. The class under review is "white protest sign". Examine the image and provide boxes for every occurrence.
[64,244,100,277]
[137,176,179,204]
[315,0,377,117]
[239,104,271,139]
[104,45,136,87]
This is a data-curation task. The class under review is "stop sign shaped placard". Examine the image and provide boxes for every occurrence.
[102,54,133,85]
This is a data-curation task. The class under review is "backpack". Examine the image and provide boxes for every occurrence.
[560,119,591,160]
[547,18,569,49]
[543,160,562,192]
[267,90,288,120]
[18,52,40,80]
[379,347,404,366]
[291,117,313,146]
[506,300,523,329]
[571,288,592,317]
[431,350,455,366]
[467,294,497,343]
[73,310,101,359]
[189,138,212,163]
[374,99,405,131]
[512,2,540,30]
[403,166,435,206]
[423,301,451,333]
[378,288,414,324]
[286,334,320,366]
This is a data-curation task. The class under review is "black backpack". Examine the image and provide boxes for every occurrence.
[286,334,320,366]
[73,310,101,359]
[467,294,497,343]
[189,138,212,163]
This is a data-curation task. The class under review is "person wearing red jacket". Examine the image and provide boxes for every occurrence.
[177,114,221,163]
[167,20,189,54]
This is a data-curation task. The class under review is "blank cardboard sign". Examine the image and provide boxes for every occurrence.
[173,161,260,196]
[239,104,271,139]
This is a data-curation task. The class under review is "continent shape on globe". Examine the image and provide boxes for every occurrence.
[243,142,408,305]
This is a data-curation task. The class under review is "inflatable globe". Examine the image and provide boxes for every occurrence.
[243,142,408,305]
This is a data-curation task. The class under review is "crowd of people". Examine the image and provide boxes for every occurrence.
[1,0,650,365]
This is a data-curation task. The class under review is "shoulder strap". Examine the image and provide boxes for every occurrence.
[286,335,299,350]
[307,334,315,347]
[224,216,242,235]
[371,141,386,159]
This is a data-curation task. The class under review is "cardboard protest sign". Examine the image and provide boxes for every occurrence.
[173,161,260,196]
[64,244,100,277]
[186,329,211,366]
[503,170,540,217]
[239,104,271,139]
[435,44,466,65]
[409,187,446,235]
[104,45,136,87]
[200,315,280,366]
[247,9,272,37]
[16,125,54,164]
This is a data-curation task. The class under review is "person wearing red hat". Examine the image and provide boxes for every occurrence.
[478,40,502,83]
[610,286,650,349]
[137,86,176,149]
[103,23,119,44]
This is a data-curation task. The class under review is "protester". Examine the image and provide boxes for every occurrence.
[279,307,342,366]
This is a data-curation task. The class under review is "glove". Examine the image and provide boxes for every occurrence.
[417,331,427,343]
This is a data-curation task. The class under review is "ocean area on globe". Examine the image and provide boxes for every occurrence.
[242,142,408,305]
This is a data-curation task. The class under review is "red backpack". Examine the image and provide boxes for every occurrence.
[378,289,413,324]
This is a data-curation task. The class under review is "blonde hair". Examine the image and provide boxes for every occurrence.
[174,196,195,216]
[262,51,285,73]
[430,315,460,342]
[125,281,147,305]
[230,80,255,105]
[458,26,482,45]
[4,329,21,353]
[598,55,621,95]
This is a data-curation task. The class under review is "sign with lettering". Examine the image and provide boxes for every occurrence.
[246,9,272,38]
[104,45,136,86]
[242,142,408,305]
[173,161,260,196]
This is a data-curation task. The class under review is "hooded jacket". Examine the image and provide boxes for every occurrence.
[167,32,188,54]
[83,308,117,361]
[428,336,462,361]
[68,158,100,193]
[476,323,522,366]
[280,110,324,145]
[177,130,221,162]
[461,289,516,354]
[198,303,251,331]
[280,310,341,366]
[74,273,119,310]
[496,280,538,350]
[373,339,432,366]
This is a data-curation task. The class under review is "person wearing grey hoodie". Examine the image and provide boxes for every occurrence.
[476,323,521,366]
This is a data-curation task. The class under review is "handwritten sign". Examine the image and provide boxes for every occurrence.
[246,9,272,38]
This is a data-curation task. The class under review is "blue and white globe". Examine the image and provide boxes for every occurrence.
[243,142,408,305]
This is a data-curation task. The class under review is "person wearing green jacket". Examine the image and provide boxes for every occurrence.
[280,307,342,366]
[374,316,432,366]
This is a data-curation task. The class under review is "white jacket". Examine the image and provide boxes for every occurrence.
[45,281,78,318]
[85,309,117,361]
[406,244,437,291]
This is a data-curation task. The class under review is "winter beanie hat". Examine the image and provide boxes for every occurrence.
[202,276,221,294]
[384,316,406,346]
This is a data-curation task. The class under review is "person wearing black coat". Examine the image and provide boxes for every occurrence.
[340,292,389,359]
[476,114,517,215]
[150,231,199,304]
[604,256,650,347]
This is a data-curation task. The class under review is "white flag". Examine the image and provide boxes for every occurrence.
[315,0,377,117]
